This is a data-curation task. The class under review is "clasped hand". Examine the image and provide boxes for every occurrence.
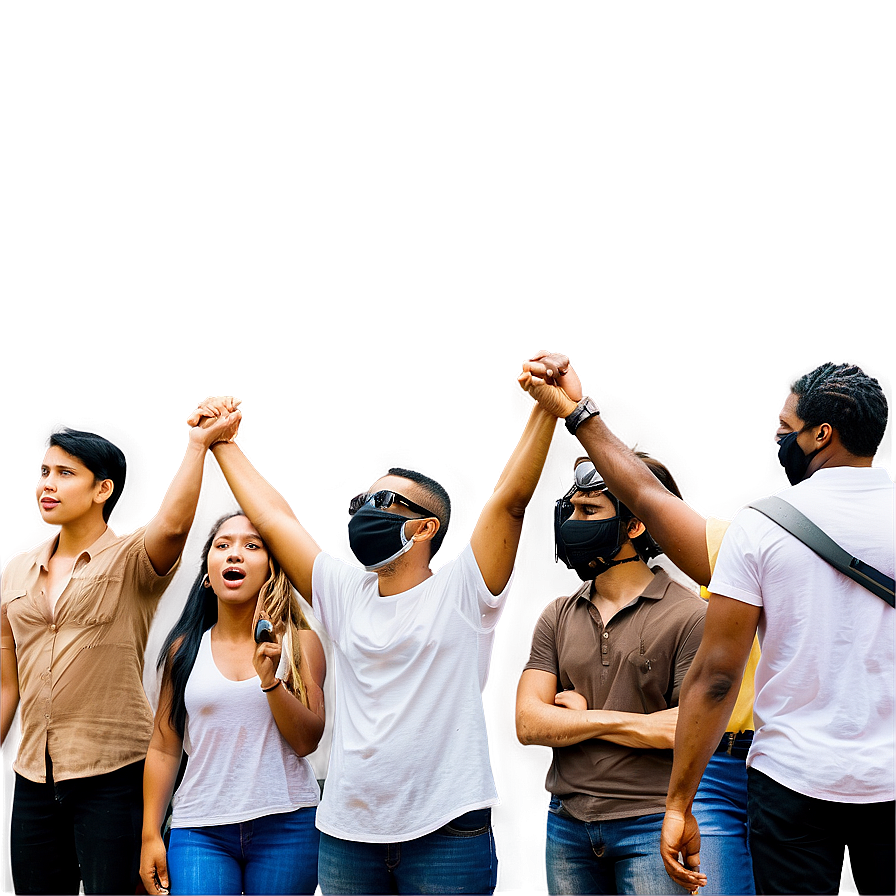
[518,351,583,418]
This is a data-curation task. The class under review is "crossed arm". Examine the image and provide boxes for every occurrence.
[516,670,679,750]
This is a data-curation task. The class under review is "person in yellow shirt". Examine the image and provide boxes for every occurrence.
[518,352,758,896]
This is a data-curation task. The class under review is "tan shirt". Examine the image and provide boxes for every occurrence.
[1,527,177,782]
[524,569,706,822]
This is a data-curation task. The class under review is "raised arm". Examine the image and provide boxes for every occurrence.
[143,409,242,576]
[470,403,558,596]
[210,440,321,603]
[1,606,19,745]
[520,352,712,585]
[660,594,760,892]
[140,672,184,896]
[516,670,679,750]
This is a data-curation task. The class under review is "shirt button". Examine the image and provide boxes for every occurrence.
[602,632,609,639]
[49,624,56,632]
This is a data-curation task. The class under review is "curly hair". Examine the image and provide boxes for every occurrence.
[791,362,888,457]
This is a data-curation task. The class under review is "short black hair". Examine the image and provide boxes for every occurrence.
[49,428,127,521]
[388,467,451,557]
[791,362,888,458]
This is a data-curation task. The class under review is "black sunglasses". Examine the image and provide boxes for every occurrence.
[348,490,437,519]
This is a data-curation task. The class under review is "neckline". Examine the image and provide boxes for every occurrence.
[205,628,259,684]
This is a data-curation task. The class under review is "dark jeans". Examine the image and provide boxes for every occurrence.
[747,768,895,895]
[11,755,144,895]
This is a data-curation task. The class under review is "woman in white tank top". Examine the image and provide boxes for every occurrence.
[140,512,326,895]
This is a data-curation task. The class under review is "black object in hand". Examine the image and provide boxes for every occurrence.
[254,618,274,643]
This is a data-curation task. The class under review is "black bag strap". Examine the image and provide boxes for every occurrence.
[747,496,895,608]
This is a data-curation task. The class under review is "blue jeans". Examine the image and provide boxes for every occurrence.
[167,806,319,895]
[546,797,688,895]
[318,808,498,895]
[692,753,755,895]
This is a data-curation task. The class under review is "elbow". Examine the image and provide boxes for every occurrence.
[705,671,738,704]
[293,717,325,758]
[515,710,544,746]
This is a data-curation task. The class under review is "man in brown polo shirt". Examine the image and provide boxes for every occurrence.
[516,458,705,895]
[1,409,239,895]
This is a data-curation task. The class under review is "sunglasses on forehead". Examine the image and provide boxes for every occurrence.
[348,490,437,519]
[574,461,606,492]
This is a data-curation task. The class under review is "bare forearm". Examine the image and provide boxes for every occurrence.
[574,415,712,584]
[518,702,677,750]
[666,666,744,812]
[145,441,207,575]
[493,405,557,516]
[211,442,294,525]
[265,683,325,756]
[211,442,320,600]
[142,745,182,838]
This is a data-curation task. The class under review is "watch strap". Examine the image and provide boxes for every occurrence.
[565,396,600,435]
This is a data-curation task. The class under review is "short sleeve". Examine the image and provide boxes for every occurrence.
[0,561,25,650]
[669,607,706,705]
[708,512,764,607]
[450,544,513,632]
[522,601,561,679]
[121,528,180,596]
[311,552,369,642]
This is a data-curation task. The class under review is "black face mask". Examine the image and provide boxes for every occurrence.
[777,430,820,485]
[348,504,416,571]
[556,516,630,581]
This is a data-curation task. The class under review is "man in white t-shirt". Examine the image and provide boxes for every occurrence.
[653,362,894,896]
[192,394,560,895]
[517,358,893,894]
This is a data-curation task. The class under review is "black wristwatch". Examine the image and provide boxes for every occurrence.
[564,396,600,435]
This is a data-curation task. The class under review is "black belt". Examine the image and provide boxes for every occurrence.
[714,730,753,759]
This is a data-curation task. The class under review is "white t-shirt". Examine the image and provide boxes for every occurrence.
[172,629,320,827]
[709,467,895,803]
[311,543,511,842]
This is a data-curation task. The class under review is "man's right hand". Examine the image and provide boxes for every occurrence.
[518,351,583,418]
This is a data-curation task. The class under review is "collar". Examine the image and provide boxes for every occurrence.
[35,527,116,573]
[573,567,674,606]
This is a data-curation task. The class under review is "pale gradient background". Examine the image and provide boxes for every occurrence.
[2,3,893,893]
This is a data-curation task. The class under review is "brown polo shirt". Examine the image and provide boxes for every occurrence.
[1,526,177,783]
[524,568,706,821]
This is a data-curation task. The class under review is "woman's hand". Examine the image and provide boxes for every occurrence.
[140,833,170,895]
[253,612,282,689]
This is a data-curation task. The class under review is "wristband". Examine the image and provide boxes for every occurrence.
[564,396,600,435]
[261,679,282,693]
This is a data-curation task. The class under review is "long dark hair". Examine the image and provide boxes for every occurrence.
[157,512,311,739]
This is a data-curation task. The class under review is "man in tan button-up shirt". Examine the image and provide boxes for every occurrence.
[1,407,239,895]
